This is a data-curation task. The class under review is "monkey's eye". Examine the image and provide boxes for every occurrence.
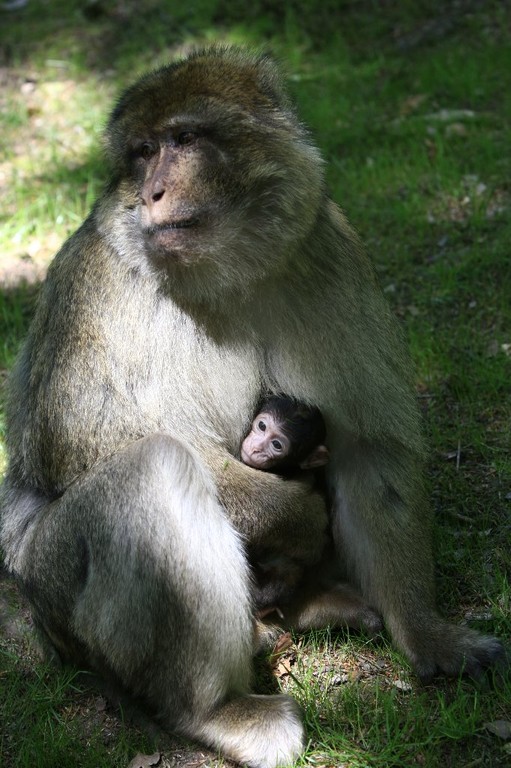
[138,142,157,160]
[177,131,198,146]
[271,440,283,451]
[258,421,266,432]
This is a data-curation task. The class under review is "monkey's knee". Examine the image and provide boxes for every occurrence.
[124,433,214,499]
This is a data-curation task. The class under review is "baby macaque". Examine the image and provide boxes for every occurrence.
[242,395,330,608]
[243,396,383,640]
[241,395,330,475]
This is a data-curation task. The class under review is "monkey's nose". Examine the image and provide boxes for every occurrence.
[142,179,166,209]
[151,188,165,203]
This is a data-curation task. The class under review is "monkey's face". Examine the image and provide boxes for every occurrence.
[241,412,291,470]
[128,126,230,265]
[103,49,324,304]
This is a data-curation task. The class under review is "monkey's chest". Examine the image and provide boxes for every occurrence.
[150,330,263,454]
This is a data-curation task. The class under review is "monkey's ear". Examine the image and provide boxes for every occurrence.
[300,445,330,470]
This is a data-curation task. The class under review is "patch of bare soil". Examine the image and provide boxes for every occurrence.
[0,253,50,288]
[0,565,34,647]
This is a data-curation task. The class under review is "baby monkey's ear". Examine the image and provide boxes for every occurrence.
[299,445,330,470]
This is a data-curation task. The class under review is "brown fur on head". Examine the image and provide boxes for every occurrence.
[100,47,324,307]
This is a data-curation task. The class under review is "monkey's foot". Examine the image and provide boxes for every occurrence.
[359,607,384,638]
[400,620,506,681]
[254,611,291,655]
[197,693,305,768]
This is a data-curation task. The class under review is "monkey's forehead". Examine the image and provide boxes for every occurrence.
[107,48,298,137]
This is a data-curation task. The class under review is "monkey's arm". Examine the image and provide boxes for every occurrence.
[204,449,329,564]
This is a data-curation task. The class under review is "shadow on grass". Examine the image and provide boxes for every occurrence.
[0,282,39,374]
[1,0,501,82]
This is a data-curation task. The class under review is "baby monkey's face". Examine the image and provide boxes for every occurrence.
[241,412,290,470]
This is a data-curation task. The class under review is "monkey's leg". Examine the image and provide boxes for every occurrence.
[330,448,504,680]
[5,435,304,768]
[254,583,382,653]
[284,583,383,637]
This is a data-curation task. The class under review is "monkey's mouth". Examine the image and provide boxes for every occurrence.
[241,448,274,470]
[145,218,200,234]
[143,219,202,257]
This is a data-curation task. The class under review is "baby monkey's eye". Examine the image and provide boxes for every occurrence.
[258,421,266,432]
[271,440,283,451]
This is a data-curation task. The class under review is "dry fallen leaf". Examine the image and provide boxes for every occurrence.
[484,721,511,740]
[399,93,427,116]
[127,752,161,768]
[272,631,293,657]
[393,679,413,691]
[274,657,293,678]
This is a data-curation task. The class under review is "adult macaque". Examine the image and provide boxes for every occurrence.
[0,47,503,767]
[241,394,330,473]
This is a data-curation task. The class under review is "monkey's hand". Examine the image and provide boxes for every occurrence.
[206,449,329,564]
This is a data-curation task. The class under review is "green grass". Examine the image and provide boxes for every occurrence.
[283,630,511,767]
[0,649,154,768]
[1,1,510,766]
